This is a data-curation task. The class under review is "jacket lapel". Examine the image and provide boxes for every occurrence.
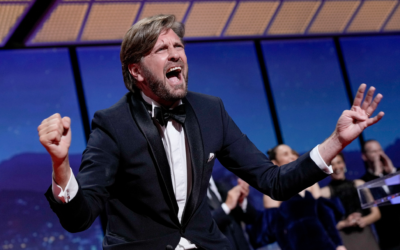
[181,98,204,227]
[128,92,179,220]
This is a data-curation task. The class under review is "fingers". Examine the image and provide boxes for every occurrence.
[352,83,366,108]
[229,185,242,196]
[38,121,64,137]
[38,113,71,146]
[352,84,383,120]
[347,109,368,122]
[239,185,249,197]
[62,116,71,130]
[366,111,384,127]
[238,178,249,188]
[38,113,61,131]
[366,94,383,117]
[361,86,375,110]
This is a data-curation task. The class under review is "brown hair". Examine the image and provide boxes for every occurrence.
[267,144,284,161]
[267,144,299,161]
[362,139,378,153]
[120,14,185,92]
[336,152,345,161]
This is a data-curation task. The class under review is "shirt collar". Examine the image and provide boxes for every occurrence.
[140,91,182,118]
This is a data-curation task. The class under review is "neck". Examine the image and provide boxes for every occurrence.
[141,91,180,109]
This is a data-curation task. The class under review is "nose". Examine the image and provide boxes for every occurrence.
[168,47,180,62]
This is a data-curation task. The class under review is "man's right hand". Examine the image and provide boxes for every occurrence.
[38,113,72,188]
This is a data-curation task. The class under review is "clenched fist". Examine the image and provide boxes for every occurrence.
[38,113,71,187]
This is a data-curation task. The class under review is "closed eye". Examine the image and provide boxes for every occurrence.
[156,46,168,52]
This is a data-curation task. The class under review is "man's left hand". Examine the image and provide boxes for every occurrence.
[320,84,384,164]
[335,84,384,147]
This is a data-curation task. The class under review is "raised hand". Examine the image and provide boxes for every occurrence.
[38,113,72,187]
[380,152,395,174]
[237,179,250,204]
[320,84,384,164]
[335,84,384,147]
[225,185,242,210]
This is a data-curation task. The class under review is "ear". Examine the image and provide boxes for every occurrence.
[128,63,144,82]
[361,153,367,162]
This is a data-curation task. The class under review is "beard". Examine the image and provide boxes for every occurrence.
[141,63,189,102]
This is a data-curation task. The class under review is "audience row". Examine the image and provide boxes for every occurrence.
[208,140,400,250]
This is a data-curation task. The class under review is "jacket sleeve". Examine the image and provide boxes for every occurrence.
[215,98,328,201]
[210,205,233,229]
[44,110,120,233]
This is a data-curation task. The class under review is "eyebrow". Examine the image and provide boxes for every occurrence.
[154,40,184,50]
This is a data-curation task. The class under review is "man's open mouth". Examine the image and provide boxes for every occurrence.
[166,66,182,84]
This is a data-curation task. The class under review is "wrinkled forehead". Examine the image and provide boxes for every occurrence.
[156,28,183,44]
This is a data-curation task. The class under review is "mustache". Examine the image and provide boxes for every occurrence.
[164,60,185,73]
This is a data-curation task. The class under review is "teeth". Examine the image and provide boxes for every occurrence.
[167,67,181,73]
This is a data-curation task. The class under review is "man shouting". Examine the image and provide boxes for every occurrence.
[38,15,384,250]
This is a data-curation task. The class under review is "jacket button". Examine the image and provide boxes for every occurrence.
[166,245,174,250]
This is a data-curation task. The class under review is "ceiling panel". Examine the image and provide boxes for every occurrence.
[225,1,279,36]
[383,3,400,31]
[0,3,30,46]
[347,0,397,32]
[268,0,321,35]
[30,3,88,43]
[139,2,189,22]
[185,1,235,37]
[81,2,140,41]
[308,0,360,33]
[18,0,400,46]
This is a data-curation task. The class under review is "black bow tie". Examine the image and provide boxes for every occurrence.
[151,104,186,127]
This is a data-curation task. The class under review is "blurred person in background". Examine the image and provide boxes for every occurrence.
[361,140,398,181]
[360,140,400,250]
[247,145,346,250]
[263,144,321,209]
[207,176,257,250]
[321,153,380,250]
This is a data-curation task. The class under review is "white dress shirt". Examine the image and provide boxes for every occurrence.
[52,92,333,250]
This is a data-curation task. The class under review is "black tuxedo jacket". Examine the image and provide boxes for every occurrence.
[45,91,327,250]
[208,181,258,250]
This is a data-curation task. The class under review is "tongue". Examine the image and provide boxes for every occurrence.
[167,75,180,85]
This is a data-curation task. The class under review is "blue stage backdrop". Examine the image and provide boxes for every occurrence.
[185,41,277,210]
[0,48,103,249]
[340,35,400,168]
[77,46,127,121]
[1,35,400,249]
[261,38,364,187]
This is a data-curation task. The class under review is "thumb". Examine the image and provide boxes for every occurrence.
[348,110,368,122]
[62,116,71,131]
[61,117,72,142]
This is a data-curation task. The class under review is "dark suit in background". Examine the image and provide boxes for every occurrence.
[208,179,257,250]
[45,91,328,250]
